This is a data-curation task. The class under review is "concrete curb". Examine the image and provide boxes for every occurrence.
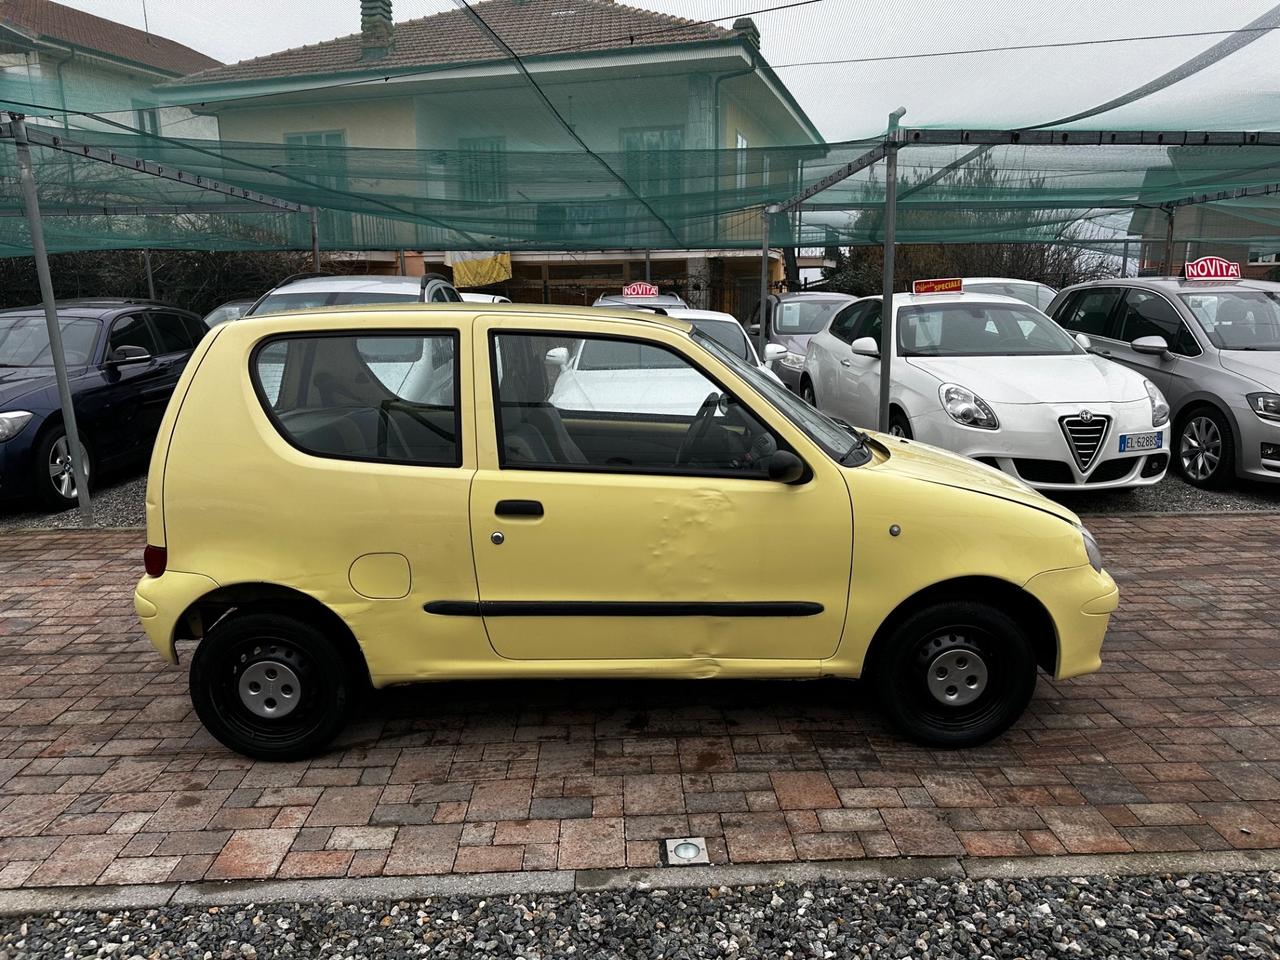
[3,850,1280,917]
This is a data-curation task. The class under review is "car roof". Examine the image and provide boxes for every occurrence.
[266,275,428,294]
[663,308,740,324]
[0,300,164,319]
[961,277,1052,287]
[594,294,687,305]
[1059,276,1280,295]
[774,291,857,301]
[865,291,1036,309]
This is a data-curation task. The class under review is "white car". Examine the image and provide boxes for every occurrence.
[800,291,1171,490]
[550,309,783,415]
[246,273,462,316]
[460,293,512,304]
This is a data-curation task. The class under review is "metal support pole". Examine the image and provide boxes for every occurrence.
[645,249,651,283]
[878,108,906,434]
[757,207,774,360]
[1121,238,1130,278]
[1161,208,1176,276]
[142,248,156,300]
[10,114,92,524]
[309,208,320,270]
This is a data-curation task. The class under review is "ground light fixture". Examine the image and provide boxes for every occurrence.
[663,837,711,865]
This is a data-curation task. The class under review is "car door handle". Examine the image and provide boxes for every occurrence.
[495,499,543,518]
[840,359,852,367]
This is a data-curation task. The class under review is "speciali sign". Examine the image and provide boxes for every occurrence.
[912,278,963,295]
[622,281,659,297]
[1183,256,1242,280]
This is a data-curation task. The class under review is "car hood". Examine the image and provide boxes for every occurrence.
[1217,350,1280,389]
[903,354,1147,404]
[870,432,1080,525]
[0,366,55,407]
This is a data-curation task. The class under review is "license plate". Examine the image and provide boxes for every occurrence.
[1118,432,1162,452]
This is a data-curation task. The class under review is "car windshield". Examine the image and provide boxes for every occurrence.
[0,314,100,367]
[203,303,249,326]
[1178,290,1280,350]
[576,339,685,370]
[250,290,420,316]
[899,301,1079,356]
[692,331,869,465]
[773,300,849,334]
[964,281,1055,310]
[688,319,751,361]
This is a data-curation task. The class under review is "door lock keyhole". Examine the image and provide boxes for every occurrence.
[490,531,505,545]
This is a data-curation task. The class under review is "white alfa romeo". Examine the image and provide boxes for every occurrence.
[800,287,1171,490]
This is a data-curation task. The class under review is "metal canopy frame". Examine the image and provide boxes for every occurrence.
[0,112,318,524]
[763,125,1280,431]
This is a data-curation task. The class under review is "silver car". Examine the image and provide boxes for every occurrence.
[1048,277,1280,488]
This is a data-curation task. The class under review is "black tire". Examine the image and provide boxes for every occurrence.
[873,601,1037,748]
[888,409,913,439]
[190,611,353,761]
[33,425,91,511]
[799,378,817,406]
[1175,406,1235,490]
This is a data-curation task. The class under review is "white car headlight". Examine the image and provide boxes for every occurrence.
[1247,392,1280,422]
[1144,379,1170,428]
[779,351,806,370]
[1077,524,1104,573]
[0,411,33,442]
[939,383,999,430]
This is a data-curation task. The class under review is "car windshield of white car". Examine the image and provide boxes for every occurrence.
[899,303,1078,357]
[688,320,751,361]
[576,340,685,370]
[252,291,421,316]
[774,300,848,335]
[0,314,100,368]
[1178,291,1280,351]
[692,332,869,466]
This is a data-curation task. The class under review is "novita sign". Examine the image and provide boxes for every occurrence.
[1184,256,1242,280]
[622,281,659,297]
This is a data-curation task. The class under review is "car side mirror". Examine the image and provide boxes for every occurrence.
[544,346,570,367]
[763,342,787,362]
[850,336,880,358]
[1130,335,1171,358]
[766,449,806,484]
[1074,333,1092,351]
[107,344,152,365]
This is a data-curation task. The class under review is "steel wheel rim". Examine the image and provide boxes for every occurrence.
[212,636,322,746]
[1180,416,1221,482]
[908,627,1007,731]
[48,436,88,500]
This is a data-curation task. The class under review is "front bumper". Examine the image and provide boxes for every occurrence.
[909,399,1170,490]
[135,570,220,664]
[772,360,804,391]
[1231,403,1280,483]
[1024,563,1118,679]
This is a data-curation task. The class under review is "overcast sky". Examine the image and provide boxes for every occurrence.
[56,0,1280,138]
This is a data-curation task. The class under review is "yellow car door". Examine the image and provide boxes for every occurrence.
[456,313,853,665]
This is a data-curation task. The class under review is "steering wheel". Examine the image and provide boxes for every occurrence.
[675,392,722,466]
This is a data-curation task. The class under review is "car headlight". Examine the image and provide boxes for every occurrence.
[1077,524,1104,573]
[0,411,33,442]
[1144,379,1170,428]
[779,351,806,369]
[939,383,999,430]
[1247,392,1280,422]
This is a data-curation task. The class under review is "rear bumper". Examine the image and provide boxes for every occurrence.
[1024,563,1118,680]
[135,570,219,664]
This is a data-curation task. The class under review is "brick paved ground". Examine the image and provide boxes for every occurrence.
[0,516,1278,887]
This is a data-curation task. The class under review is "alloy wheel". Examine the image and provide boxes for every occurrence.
[48,435,88,500]
[1180,415,1221,483]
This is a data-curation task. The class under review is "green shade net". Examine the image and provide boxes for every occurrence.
[1,0,1279,254]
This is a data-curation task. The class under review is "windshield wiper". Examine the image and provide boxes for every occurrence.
[830,416,872,461]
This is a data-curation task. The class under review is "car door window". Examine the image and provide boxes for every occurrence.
[149,312,194,356]
[850,301,882,345]
[493,331,781,477]
[1056,288,1122,338]
[827,302,863,344]
[1116,290,1200,355]
[252,332,460,466]
[180,313,210,345]
[108,314,159,358]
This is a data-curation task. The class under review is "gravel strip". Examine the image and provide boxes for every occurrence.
[2,872,1277,959]
[0,473,146,531]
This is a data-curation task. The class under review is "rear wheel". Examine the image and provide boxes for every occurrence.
[34,426,91,511]
[874,601,1037,748]
[1176,406,1234,489]
[190,611,353,761]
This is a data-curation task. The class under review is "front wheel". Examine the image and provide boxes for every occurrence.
[888,410,913,439]
[190,612,354,761]
[873,601,1037,748]
[34,426,91,511]
[800,378,817,406]
[1177,407,1234,489]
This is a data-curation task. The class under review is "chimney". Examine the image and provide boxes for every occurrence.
[361,0,394,60]
[732,17,760,49]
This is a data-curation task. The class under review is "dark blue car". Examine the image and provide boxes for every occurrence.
[0,299,206,510]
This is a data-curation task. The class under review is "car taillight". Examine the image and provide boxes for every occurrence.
[143,545,167,577]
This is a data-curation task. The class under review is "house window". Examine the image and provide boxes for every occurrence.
[284,130,350,243]
[134,107,160,136]
[460,137,508,203]
[735,131,748,191]
[621,126,684,197]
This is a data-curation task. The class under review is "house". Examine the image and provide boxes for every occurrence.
[0,0,220,137]
[163,0,825,314]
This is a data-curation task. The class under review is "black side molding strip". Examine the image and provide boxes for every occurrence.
[424,600,823,617]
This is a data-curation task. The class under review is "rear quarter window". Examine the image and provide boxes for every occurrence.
[252,331,461,467]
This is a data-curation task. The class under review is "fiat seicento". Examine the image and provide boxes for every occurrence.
[135,304,1118,760]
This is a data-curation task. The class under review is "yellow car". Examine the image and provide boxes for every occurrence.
[134,305,1117,760]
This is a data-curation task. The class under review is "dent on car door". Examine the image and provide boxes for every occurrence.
[464,322,853,664]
